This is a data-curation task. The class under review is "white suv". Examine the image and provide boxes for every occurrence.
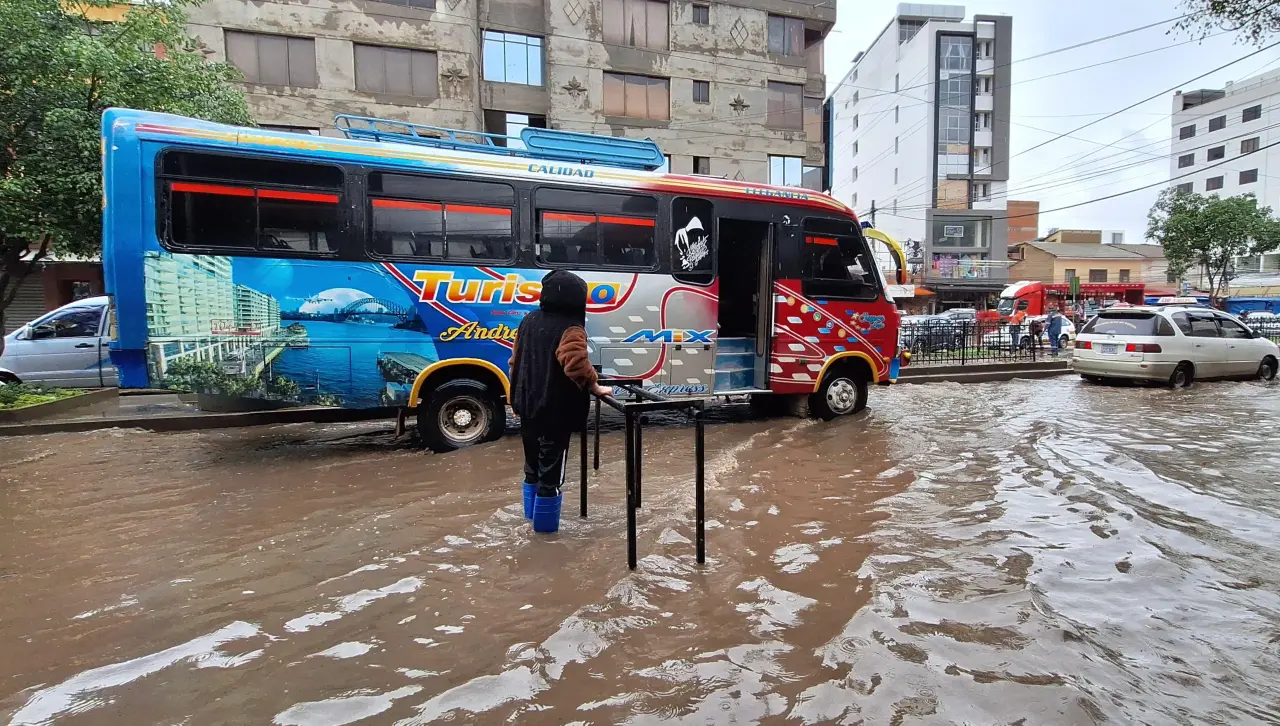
[1073,306,1279,386]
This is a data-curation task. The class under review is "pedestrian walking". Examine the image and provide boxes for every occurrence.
[509,270,612,534]
[1009,308,1026,354]
[1046,307,1065,357]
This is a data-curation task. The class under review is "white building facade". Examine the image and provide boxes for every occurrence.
[1171,71,1280,275]
[828,4,1012,306]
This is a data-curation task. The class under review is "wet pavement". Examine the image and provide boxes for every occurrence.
[2,377,1279,725]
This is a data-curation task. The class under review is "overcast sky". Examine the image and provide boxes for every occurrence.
[824,0,1280,242]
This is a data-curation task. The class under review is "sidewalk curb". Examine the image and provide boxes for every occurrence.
[0,387,120,424]
[0,405,397,437]
[898,363,1072,385]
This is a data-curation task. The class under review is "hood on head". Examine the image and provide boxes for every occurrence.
[540,269,587,319]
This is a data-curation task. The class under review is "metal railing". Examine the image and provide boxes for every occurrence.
[904,319,1069,365]
[580,378,706,570]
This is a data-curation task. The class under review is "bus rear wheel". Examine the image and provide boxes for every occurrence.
[418,378,505,453]
[810,369,869,420]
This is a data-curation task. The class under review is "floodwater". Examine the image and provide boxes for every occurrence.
[2,377,1279,725]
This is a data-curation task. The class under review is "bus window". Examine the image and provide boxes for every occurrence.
[367,174,516,262]
[535,189,657,269]
[159,151,343,255]
[800,219,878,300]
[370,199,444,257]
[672,197,714,285]
[445,205,514,260]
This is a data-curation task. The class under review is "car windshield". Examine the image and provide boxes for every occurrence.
[996,298,1015,315]
[1080,313,1158,336]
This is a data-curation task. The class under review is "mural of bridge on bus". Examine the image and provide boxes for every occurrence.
[138,252,719,408]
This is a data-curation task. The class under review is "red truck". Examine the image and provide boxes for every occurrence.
[996,280,1146,319]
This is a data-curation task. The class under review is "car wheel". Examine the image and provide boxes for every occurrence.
[810,369,869,421]
[1081,374,1103,384]
[418,378,505,453]
[1169,362,1194,388]
[1059,334,1070,349]
[1259,357,1278,381]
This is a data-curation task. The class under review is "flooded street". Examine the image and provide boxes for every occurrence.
[2,377,1279,725]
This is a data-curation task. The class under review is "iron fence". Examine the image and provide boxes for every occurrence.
[904,319,1070,366]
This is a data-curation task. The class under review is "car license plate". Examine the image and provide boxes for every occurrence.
[1100,344,1118,355]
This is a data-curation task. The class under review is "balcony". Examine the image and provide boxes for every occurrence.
[977,58,995,75]
[974,130,993,148]
[975,94,993,112]
[924,260,1011,283]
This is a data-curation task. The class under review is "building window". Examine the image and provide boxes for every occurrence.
[802,165,823,191]
[224,32,317,88]
[691,3,708,25]
[894,168,898,184]
[1167,269,1178,283]
[850,90,859,105]
[656,155,671,173]
[1207,145,1224,161]
[851,113,859,130]
[978,40,992,58]
[603,0,669,51]
[899,18,924,44]
[1175,182,1193,194]
[482,31,542,86]
[894,105,899,123]
[1242,136,1260,154]
[851,192,857,208]
[693,156,710,175]
[692,79,710,104]
[354,44,438,97]
[603,72,670,120]
[852,141,858,156]
[767,14,804,57]
[1178,124,1195,140]
[1243,104,1262,122]
[975,112,991,130]
[1208,115,1226,132]
[851,166,857,182]
[1177,153,1195,168]
[979,76,992,93]
[1206,175,1224,191]
[1119,269,1130,283]
[1241,168,1259,184]
[1089,269,1108,283]
[894,73,899,92]
[894,136,899,154]
[483,111,546,148]
[1063,268,1076,283]
[766,81,803,129]
[769,155,803,187]
[973,181,989,200]
[260,125,320,136]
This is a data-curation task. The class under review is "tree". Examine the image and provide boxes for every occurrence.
[0,0,253,341]
[1175,0,1280,45]
[1147,188,1280,303]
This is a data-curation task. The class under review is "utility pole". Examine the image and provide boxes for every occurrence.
[869,200,876,227]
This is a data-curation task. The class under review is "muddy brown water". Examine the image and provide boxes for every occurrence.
[2,378,1279,725]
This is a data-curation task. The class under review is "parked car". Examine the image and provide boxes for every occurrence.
[902,314,966,353]
[0,296,118,387]
[1072,306,1279,386]
[981,316,1076,350]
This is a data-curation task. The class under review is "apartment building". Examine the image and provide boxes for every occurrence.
[184,0,833,184]
[827,4,1012,306]
[1170,70,1277,206]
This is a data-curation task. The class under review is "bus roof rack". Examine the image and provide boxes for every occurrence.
[333,114,666,171]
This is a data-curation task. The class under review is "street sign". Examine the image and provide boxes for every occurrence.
[1069,276,1081,297]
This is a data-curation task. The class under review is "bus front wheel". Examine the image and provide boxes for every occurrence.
[810,369,869,420]
[418,378,505,453]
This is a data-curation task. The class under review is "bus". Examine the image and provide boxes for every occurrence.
[102,109,904,451]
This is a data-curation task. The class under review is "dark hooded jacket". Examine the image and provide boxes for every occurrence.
[509,270,597,435]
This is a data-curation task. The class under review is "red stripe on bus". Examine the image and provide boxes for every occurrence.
[372,199,443,211]
[170,182,253,197]
[807,236,838,246]
[259,189,340,203]
[446,204,511,217]
[543,212,596,224]
[599,216,655,227]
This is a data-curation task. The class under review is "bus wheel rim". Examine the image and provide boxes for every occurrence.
[827,378,858,414]
[440,395,488,444]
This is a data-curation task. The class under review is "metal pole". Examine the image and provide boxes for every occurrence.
[695,409,705,565]
[634,415,644,509]
[579,427,588,518]
[592,396,601,471]
[624,411,637,570]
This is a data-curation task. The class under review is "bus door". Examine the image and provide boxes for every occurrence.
[712,216,773,392]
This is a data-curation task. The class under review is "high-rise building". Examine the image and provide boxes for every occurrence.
[1170,71,1280,275]
[828,4,1012,306]
[143,253,235,337]
[184,0,834,184]
[235,285,282,332]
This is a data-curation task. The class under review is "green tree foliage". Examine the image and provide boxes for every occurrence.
[1176,0,1280,45]
[1147,188,1280,302]
[0,0,252,336]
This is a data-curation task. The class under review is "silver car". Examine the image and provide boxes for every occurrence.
[0,296,118,387]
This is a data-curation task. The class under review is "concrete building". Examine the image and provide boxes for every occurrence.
[184,0,835,184]
[828,3,1013,306]
[1009,233,1176,290]
[1171,70,1277,209]
[1005,199,1038,248]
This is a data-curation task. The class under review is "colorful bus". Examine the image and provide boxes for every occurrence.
[102,109,903,450]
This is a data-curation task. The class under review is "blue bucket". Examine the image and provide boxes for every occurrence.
[532,493,563,533]
[522,482,536,519]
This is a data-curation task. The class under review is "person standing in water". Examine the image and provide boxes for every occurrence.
[509,270,612,533]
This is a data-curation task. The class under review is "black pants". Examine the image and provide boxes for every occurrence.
[522,428,571,498]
